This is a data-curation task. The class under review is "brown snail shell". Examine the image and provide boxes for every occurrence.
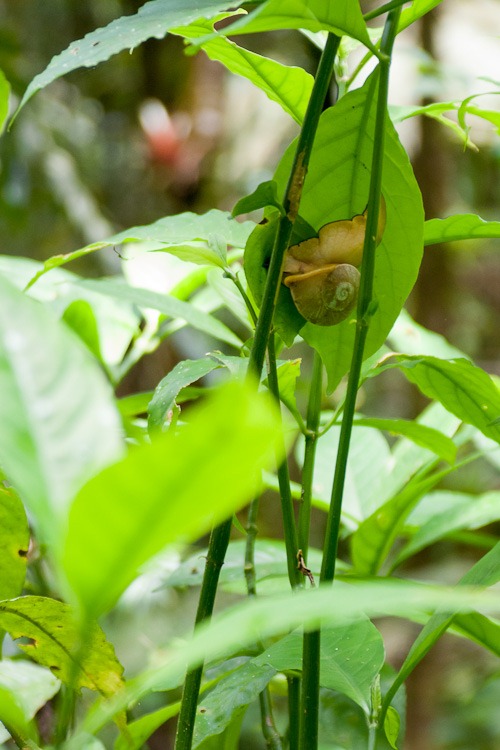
[282,197,386,326]
[284,263,360,326]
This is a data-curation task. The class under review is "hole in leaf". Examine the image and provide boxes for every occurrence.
[18,549,28,557]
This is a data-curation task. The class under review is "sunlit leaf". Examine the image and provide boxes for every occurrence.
[114,703,180,750]
[0,489,29,602]
[216,0,373,49]
[0,69,10,132]
[0,659,60,744]
[399,0,444,32]
[81,579,500,734]
[388,308,467,360]
[385,356,500,443]
[353,418,456,465]
[424,213,500,245]
[0,275,124,551]
[0,597,124,697]
[63,382,281,616]
[17,2,243,114]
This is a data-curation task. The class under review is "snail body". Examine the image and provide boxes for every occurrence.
[282,198,386,326]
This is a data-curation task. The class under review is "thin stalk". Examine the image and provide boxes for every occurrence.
[297,351,323,559]
[259,689,283,750]
[247,33,341,381]
[174,31,341,750]
[321,6,402,584]
[297,11,402,750]
[287,675,301,750]
[364,0,409,22]
[267,335,302,589]
[174,518,232,750]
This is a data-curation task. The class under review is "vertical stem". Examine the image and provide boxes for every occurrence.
[267,335,302,589]
[321,7,401,584]
[297,351,323,558]
[297,11,402,750]
[287,675,301,750]
[174,518,232,750]
[174,31,341,750]
[244,496,260,597]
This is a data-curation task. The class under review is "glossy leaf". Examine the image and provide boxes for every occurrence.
[0,489,29,601]
[81,579,500,734]
[271,72,424,390]
[26,210,254,289]
[114,703,180,750]
[216,0,372,49]
[63,382,281,616]
[0,660,60,743]
[397,490,500,563]
[0,69,10,132]
[384,543,500,713]
[350,467,456,575]
[77,278,242,349]
[17,2,241,114]
[0,597,123,697]
[388,356,500,444]
[0,274,124,550]
[353,418,456,465]
[148,357,221,429]
[424,213,500,245]
[178,20,313,124]
[388,308,467,360]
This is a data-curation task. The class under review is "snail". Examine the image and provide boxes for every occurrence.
[282,197,386,326]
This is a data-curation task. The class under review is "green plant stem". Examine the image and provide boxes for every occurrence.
[364,0,409,22]
[287,675,301,750]
[321,6,401,584]
[297,11,402,750]
[267,335,302,589]
[174,518,232,750]
[297,351,323,559]
[259,689,284,750]
[247,32,341,381]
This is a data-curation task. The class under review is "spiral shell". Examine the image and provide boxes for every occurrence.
[284,263,360,326]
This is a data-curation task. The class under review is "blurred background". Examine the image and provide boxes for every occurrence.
[1,1,500,748]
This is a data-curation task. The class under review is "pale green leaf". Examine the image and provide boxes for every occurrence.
[62,300,102,362]
[384,706,400,749]
[25,210,254,288]
[388,308,467,360]
[399,0,444,32]
[390,102,475,149]
[0,69,10,133]
[0,275,124,550]
[232,180,284,217]
[62,382,281,616]
[81,579,500,734]
[0,660,60,733]
[424,213,500,245]
[353,418,456,465]
[0,597,124,697]
[382,543,500,716]
[114,703,180,750]
[397,490,500,563]
[17,2,241,114]
[77,278,242,348]
[0,489,29,601]
[452,612,500,657]
[216,0,372,49]
[389,356,500,443]
[148,357,221,429]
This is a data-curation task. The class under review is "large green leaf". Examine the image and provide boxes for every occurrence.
[17,2,242,114]
[0,597,123,697]
[0,660,60,744]
[0,69,9,133]
[386,356,500,443]
[353,418,456,465]
[176,18,313,124]
[0,489,29,601]
[76,278,242,349]
[396,490,500,563]
[215,0,372,49]
[81,579,500,734]
[424,213,500,245]
[0,275,124,550]
[388,308,467,360]
[62,381,281,617]
[271,72,424,390]
[25,210,254,289]
[382,543,500,716]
